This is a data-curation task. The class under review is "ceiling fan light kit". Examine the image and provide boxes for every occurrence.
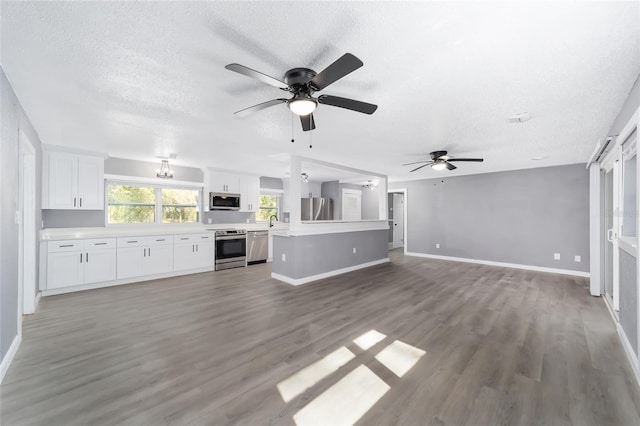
[225,53,377,132]
[403,150,484,172]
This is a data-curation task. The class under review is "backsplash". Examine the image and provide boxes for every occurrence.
[201,211,255,225]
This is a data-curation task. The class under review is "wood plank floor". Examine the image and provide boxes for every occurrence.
[2,250,640,425]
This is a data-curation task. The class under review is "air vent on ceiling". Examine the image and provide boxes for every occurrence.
[507,112,532,123]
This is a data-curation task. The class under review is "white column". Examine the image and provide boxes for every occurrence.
[288,156,302,232]
[589,163,601,296]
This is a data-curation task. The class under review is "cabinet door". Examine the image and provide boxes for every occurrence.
[47,251,83,289]
[116,246,145,279]
[144,244,174,275]
[173,242,197,271]
[47,152,79,209]
[210,172,240,193]
[84,249,116,284]
[193,241,214,269]
[240,175,260,211]
[77,156,104,210]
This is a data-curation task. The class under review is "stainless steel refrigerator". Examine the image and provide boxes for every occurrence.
[301,198,334,221]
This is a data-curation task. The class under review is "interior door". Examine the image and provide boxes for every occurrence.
[604,167,616,308]
[602,154,621,312]
[342,189,362,221]
[392,193,404,248]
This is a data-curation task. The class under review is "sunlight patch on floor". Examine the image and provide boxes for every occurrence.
[374,340,426,377]
[277,346,355,402]
[353,329,386,350]
[293,365,390,426]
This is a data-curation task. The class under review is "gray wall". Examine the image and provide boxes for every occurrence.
[321,181,340,219]
[105,157,203,182]
[320,181,379,221]
[42,210,105,228]
[619,250,638,355]
[272,230,388,280]
[390,163,589,272]
[201,210,254,224]
[260,176,283,190]
[1,68,43,362]
[361,186,380,220]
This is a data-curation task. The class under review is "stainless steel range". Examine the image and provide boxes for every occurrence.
[214,229,246,270]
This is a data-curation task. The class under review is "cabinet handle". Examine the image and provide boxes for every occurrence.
[196,244,199,252]
[80,197,82,207]
[74,197,77,207]
[86,253,89,263]
[94,242,107,245]
[127,240,138,243]
[192,244,194,252]
[59,244,74,248]
[148,248,151,256]
[181,237,189,240]
[156,239,165,242]
[80,253,83,263]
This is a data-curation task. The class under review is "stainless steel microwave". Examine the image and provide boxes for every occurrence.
[209,192,241,210]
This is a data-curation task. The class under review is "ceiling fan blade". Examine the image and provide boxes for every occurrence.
[445,162,457,170]
[309,53,363,91]
[447,158,484,162]
[410,163,432,173]
[225,63,289,89]
[233,99,287,117]
[300,113,316,132]
[402,161,431,166]
[317,95,377,115]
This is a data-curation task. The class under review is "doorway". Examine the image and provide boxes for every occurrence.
[19,130,37,317]
[392,193,404,249]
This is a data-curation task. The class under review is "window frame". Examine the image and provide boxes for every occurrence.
[105,180,203,226]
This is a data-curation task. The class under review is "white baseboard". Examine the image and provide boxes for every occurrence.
[272,258,390,286]
[41,266,214,296]
[405,252,590,278]
[0,334,22,384]
[616,322,640,389]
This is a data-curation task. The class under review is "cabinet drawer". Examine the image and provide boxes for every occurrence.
[147,235,173,246]
[174,234,197,243]
[48,240,83,253]
[85,238,116,249]
[117,237,147,248]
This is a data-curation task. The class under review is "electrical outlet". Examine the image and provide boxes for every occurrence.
[436,243,440,249]
[574,255,581,262]
[282,254,286,262]
[554,253,561,260]
[353,247,357,254]
[207,218,212,224]
[14,211,21,225]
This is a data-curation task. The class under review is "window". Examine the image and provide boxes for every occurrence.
[256,194,280,221]
[107,182,201,225]
[162,188,199,223]
[108,184,156,224]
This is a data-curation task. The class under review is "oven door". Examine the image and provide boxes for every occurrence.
[215,237,246,260]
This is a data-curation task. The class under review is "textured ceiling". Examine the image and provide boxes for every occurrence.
[1,1,639,181]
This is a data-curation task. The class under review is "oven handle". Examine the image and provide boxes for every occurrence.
[215,236,247,241]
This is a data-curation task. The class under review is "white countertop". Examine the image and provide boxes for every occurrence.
[41,222,290,241]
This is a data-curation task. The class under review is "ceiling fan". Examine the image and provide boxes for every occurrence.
[225,53,378,131]
[403,150,484,172]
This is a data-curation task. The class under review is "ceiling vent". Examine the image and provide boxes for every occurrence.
[508,112,532,123]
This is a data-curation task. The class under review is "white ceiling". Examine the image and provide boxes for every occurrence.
[2,1,639,181]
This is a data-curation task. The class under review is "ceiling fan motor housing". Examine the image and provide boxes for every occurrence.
[284,68,317,91]
[430,150,448,160]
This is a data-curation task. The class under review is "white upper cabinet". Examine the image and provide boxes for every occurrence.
[43,150,105,210]
[208,171,240,194]
[240,175,260,212]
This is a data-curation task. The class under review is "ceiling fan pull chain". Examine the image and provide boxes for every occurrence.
[291,113,295,143]
[309,129,312,149]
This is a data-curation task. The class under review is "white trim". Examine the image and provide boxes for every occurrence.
[616,322,640,389]
[41,266,214,296]
[260,188,284,194]
[286,220,389,236]
[405,252,590,277]
[104,174,203,188]
[0,334,22,384]
[589,163,602,296]
[34,292,41,311]
[271,258,390,286]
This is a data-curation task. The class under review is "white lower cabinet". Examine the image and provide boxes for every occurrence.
[173,233,214,271]
[47,239,116,289]
[116,235,174,279]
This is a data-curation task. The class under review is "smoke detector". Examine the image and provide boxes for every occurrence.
[508,112,532,123]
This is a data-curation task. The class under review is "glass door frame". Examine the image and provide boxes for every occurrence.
[601,148,621,312]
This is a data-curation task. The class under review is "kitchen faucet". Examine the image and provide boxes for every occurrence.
[269,214,278,228]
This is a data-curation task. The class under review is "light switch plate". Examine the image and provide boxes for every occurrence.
[554,253,561,260]
[574,255,581,262]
